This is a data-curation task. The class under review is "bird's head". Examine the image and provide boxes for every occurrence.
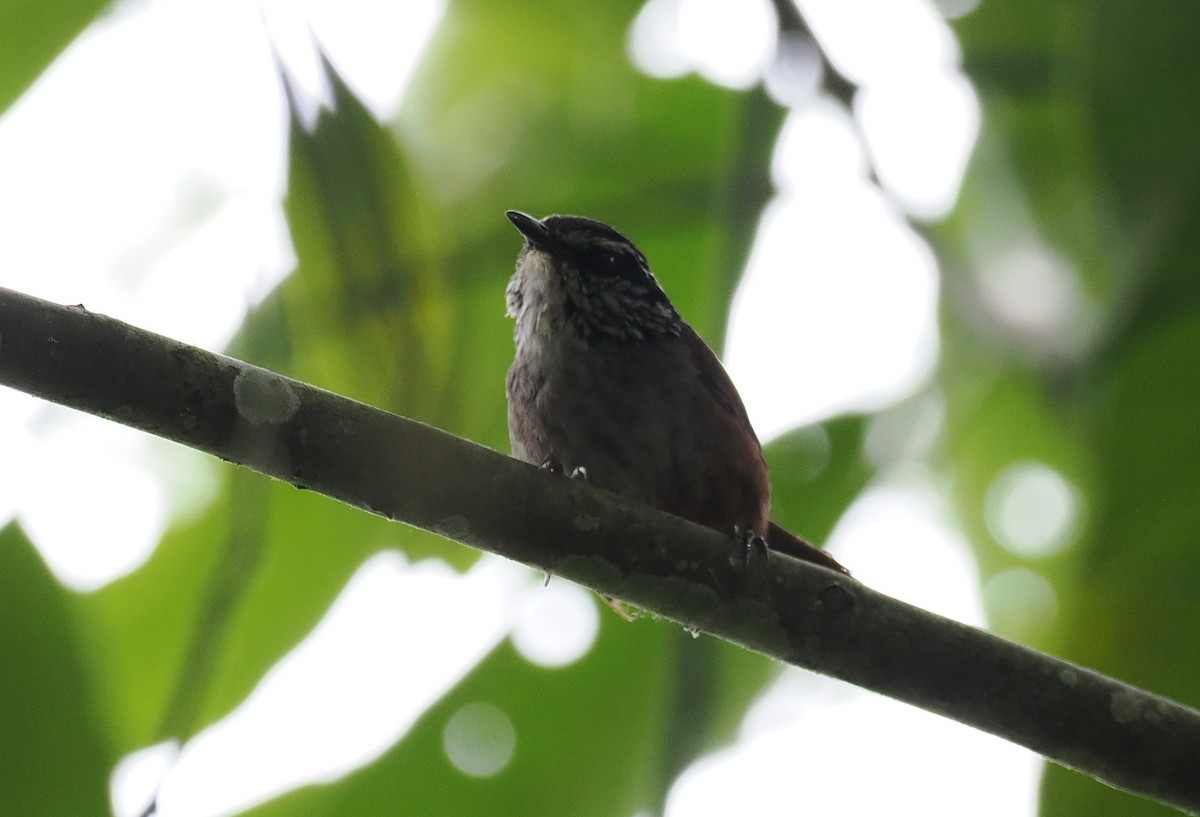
[505,210,682,342]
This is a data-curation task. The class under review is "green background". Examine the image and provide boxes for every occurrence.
[2,1,1199,815]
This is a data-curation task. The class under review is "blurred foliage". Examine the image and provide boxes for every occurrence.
[0,0,110,115]
[3,0,1200,816]
[941,3,1200,815]
[0,525,111,814]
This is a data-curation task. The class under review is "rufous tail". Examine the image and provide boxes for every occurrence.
[766,522,850,575]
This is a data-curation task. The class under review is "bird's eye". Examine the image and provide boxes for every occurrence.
[583,247,631,278]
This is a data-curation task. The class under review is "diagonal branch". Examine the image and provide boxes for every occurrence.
[1,284,1198,815]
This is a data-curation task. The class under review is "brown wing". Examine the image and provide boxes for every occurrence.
[687,326,758,433]
[685,329,850,575]
[678,326,772,534]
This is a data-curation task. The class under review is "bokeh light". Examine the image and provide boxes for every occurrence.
[985,461,1080,558]
[510,580,601,669]
[442,702,517,778]
[982,567,1059,642]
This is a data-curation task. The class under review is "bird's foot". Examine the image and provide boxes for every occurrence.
[538,457,589,482]
[734,525,770,569]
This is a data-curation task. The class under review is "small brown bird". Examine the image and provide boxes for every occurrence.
[503,210,847,575]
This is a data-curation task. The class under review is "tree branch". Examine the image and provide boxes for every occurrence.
[1,285,1198,814]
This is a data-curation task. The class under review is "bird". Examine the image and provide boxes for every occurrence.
[503,210,847,576]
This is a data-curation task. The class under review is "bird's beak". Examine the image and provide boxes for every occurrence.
[506,210,554,250]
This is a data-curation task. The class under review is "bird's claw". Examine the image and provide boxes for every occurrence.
[539,458,589,481]
[735,525,770,569]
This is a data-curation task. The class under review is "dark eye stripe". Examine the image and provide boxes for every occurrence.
[578,245,643,282]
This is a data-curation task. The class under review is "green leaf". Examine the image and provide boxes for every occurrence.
[280,54,450,424]
[0,523,111,815]
[0,0,110,116]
